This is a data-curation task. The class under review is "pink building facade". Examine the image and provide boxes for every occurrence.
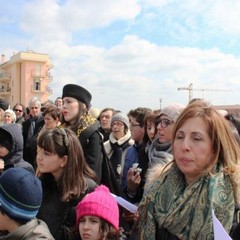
[0,50,53,108]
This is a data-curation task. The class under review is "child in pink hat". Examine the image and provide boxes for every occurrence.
[76,185,120,240]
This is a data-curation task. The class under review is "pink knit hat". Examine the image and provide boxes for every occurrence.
[76,185,119,230]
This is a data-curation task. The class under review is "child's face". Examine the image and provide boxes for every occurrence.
[36,146,67,181]
[0,145,9,157]
[79,215,101,240]
[0,210,10,231]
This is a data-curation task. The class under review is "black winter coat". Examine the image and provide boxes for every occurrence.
[22,115,44,168]
[78,121,103,183]
[37,174,98,240]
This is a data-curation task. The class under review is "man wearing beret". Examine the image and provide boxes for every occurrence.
[61,84,103,183]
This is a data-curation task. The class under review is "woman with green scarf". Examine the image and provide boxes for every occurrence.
[136,100,240,239]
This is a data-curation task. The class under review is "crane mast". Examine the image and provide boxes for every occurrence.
[177,83,232,102]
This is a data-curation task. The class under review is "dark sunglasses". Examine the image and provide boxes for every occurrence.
[14,109,23,112]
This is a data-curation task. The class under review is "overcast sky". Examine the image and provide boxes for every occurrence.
[1,0,240,112]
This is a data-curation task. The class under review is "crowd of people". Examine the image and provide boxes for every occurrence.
[0,84,240,240]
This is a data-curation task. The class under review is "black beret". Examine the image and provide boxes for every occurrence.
[62,84,92,108]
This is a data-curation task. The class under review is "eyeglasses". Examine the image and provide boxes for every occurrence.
[14,109,23,112]
[130,123,140,128]
[155,118,173,128]
[100,115,111,120]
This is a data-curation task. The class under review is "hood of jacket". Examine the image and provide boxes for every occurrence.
[0,218,54,239]
[0,124,23,164]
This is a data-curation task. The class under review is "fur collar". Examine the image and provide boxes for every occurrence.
[104,131,134,155]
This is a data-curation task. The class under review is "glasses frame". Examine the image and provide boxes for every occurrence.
[155,118,173,128]
[130,123,140,128]
[111,121,124,127]
[14,109,23,112]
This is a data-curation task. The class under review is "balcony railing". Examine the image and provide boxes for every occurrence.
[47,73,53,82]
[31,85,52,94]
[0,72,11,81]
[0,86,11,94]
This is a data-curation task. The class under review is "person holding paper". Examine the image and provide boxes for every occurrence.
[135,100,240,239]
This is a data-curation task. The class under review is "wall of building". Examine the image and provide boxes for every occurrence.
[0,51,53,108]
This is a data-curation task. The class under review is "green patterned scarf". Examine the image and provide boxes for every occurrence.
[138,164,235,239]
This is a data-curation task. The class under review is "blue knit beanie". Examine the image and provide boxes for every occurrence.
[0,167,42,222]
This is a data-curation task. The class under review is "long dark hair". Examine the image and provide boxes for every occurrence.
[37,127,97,201]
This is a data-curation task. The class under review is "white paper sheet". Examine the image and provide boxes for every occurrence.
[111,194,138,213]
[212,209,232,240]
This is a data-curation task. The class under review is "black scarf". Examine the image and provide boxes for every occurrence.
[110,139,131,181]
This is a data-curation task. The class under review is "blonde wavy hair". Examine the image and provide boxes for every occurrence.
[172,100,240,204]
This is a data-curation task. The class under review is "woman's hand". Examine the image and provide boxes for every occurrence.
[122,209,139,223]
[127,166,141,193]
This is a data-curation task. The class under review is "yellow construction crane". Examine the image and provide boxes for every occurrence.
[177,83,232,102]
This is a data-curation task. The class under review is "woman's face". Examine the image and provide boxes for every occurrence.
[173,117,214,185]
[4,113,13,124]
[147,120,156,142]
[156,115,174,143]
[36,147,66,181]
[44,113,59,129]
[62,97,79,124]
[0,211,10,231]
[79,216,101,240]
[0,146,9,157]
[111,121,126,140]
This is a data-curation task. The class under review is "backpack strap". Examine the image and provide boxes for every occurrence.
[79,121,100,147]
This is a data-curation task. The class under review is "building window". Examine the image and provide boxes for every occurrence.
[1,85,4,92]
[34,79,41,91]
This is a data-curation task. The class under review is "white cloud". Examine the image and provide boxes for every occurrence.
[205,0,240,34]
[20,0,66,42]
[43,35,240,111]
[142,0,240,36]
[142,0,174,7]
[2,0,240,112]
[60,0,141,30]
[20,0,141,40]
